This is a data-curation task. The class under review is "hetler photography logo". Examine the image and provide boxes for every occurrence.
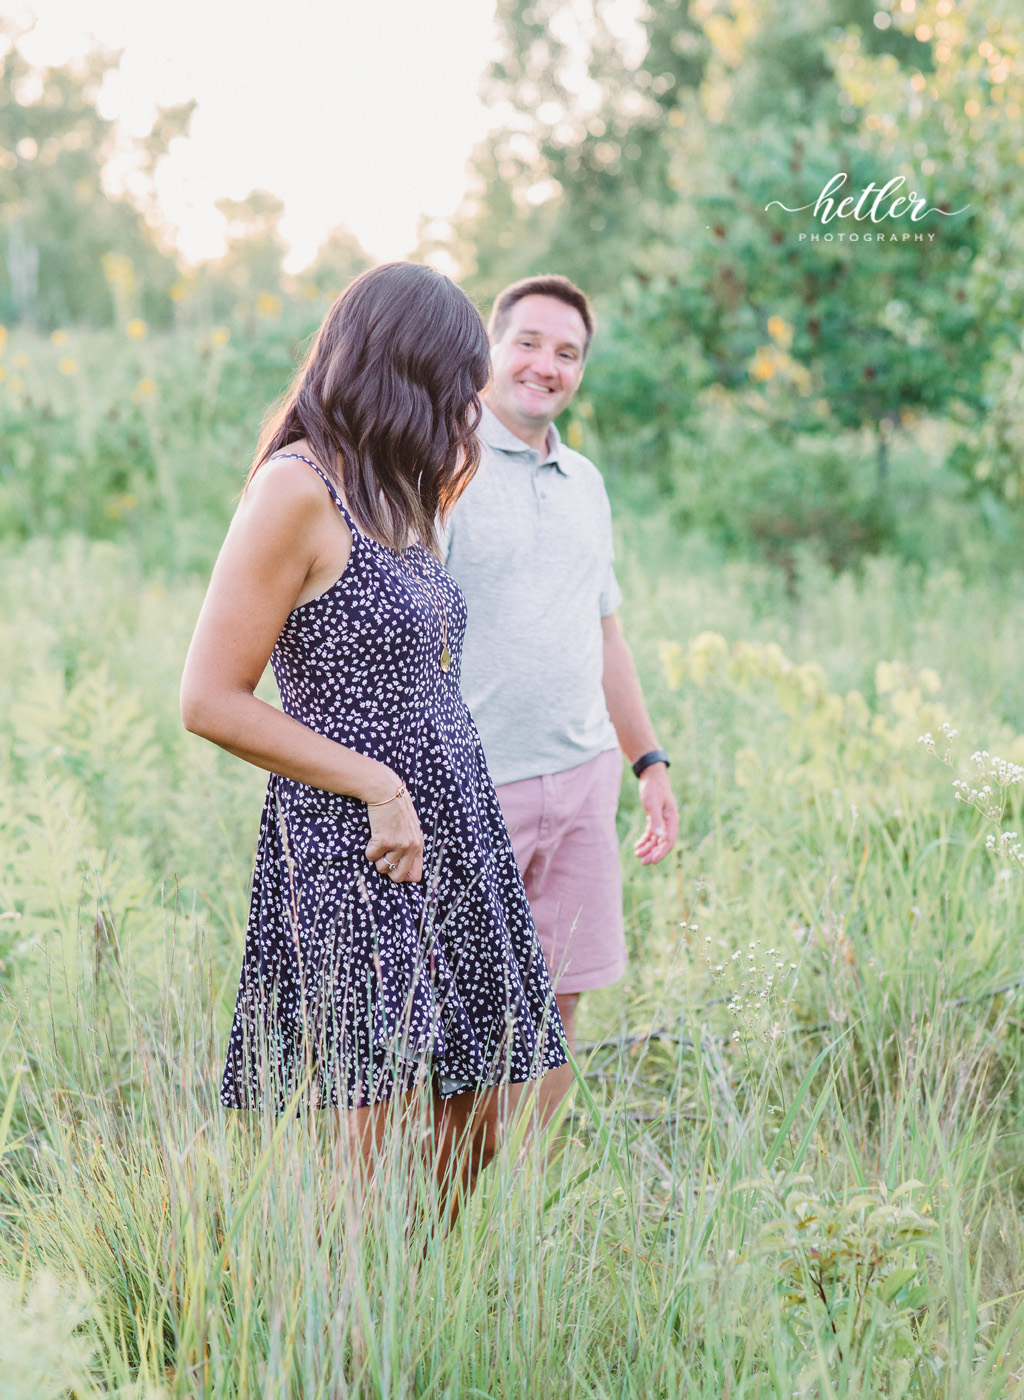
[766,172,970,243]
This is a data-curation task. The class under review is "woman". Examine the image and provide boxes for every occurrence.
[181,262,565,1196]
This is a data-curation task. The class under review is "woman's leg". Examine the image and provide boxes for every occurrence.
[343,1081,504,1228]
[535,991,579,1127]
[429,1085,503,1228]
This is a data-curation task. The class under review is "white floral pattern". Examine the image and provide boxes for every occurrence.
[220,455,566,1110]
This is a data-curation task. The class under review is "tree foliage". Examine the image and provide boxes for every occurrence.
[439,0,1024,560]
[0,26,181,329]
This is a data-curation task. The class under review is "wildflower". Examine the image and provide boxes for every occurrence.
[8,375,24,393]
[58,357,77,375]
[256,291,283,319]
[567,421,584,449]
[102,253,136,293]
[210,326,230,348]
[766,315,794,349]
[105,492,139,519]
[126,318,148,340]
[133,377,157,402]
[50,328,69,346]
[749,346,777,382]
[0,324,6,348]
[13,351,28,368]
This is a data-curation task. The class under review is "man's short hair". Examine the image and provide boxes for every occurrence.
[488,275,595,356]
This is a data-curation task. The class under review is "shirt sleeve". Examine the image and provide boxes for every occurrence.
[597,481,622,616]
[599,563,623,616]
[438,511,454,564]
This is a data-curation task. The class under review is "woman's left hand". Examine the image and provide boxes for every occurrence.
[364,787,425,883]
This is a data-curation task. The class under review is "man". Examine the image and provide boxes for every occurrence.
[445,274,678,1115]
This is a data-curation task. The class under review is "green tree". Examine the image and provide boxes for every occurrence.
[0,27,181,328]
[440,0,1024,562]
[442,0,708,298]
[203,189,288,319]
[297,224,373,300]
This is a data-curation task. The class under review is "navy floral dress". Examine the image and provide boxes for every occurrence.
[220,455,566,1110]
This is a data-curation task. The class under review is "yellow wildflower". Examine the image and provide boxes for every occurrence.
[126,318,148,340]
[876,661,897,695]
[104,492,138,520]
[50,328,70,347]
[749,347,777,382]
[58,358,77,376]
[101,253,136,293]
[767,315,794,349]
[133,378,157,402]
[209,326,231,348]
[791,363,814,396]
[256,291,283,319]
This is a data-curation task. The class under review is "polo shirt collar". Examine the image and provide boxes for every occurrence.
[478,403,572,476]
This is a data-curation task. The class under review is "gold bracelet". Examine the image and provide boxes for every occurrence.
[367,784,407,808]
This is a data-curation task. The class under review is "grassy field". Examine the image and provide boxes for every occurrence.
[3,324,1024,1397]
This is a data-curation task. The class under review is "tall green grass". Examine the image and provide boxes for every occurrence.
[6,931,1024,1398]
[3,318,1024,1394]
[3,537,1024,1396]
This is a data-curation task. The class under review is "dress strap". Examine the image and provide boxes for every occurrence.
[269,452,359,533]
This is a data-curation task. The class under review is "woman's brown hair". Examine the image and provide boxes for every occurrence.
[251,262,490,554]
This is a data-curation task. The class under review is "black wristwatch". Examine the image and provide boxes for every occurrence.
[632,748,670,778]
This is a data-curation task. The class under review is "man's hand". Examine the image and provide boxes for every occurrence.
[634,763,679,865]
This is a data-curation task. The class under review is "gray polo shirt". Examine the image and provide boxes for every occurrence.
[444,405,622,786]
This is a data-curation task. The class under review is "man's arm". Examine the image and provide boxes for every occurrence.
[601,613,679,866]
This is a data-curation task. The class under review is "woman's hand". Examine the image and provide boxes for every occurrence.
[364,788,425,883]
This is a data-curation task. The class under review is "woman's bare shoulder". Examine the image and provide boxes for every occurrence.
[243,450,345,521]
[234,449,352,604]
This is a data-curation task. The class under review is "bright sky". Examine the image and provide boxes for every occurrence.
[6,0,503,269]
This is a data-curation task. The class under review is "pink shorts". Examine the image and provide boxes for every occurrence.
[496,749,626,995]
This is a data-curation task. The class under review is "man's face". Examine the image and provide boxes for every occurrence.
[487,294,587,437]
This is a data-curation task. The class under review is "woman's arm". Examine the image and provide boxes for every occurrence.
[181,459,424,881]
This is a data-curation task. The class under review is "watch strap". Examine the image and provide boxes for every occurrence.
[632,747,670,778]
